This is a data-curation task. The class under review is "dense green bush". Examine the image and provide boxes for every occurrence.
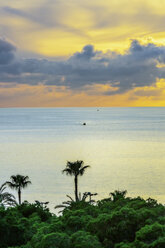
[40,232,71,248]
[1,192,165,248]
[71,230,102,248]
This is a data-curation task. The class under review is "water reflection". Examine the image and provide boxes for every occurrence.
[0,107,165,211]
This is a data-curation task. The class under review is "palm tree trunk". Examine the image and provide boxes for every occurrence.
[18,188,21,205]
[74,176,78,202]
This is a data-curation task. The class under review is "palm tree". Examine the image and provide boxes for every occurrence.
[6,175,31,205]
[0,183,17,207]
[55,192,97,213]
[62,160,90,201]
[109,190,127,202]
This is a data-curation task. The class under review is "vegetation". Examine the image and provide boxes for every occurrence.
[0,191,165,248]
[0,183,17,207]
[6,175,31,205]
[62,160,90,201]
[1,162,165,248]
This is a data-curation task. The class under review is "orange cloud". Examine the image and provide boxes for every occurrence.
[0,82,165,107]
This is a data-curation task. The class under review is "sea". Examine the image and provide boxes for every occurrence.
[0,107,165,212]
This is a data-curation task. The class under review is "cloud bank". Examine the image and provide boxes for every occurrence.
[1,38,165,95]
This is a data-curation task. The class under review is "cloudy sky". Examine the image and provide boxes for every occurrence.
[0,0,165,107]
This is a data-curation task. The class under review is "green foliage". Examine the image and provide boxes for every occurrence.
[62,211,92,233]
[87,207,138,243]
[135,222,165,247]
[0,183,17,207]
[40,232,70,248]
[110,190,128,202]
[17,201,52,221]
[0,202,51,248]
[115,242,133,248]
[71,230,102,248]
[1,192,165,248]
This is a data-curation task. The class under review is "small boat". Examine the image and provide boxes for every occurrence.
[83,122,86,125]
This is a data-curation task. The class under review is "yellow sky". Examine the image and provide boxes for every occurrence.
[1,0,165,56]
[0,0,165,106]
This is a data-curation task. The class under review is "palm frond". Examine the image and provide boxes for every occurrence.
[66,195,74,201]
[109,190,127,201]
[62,168,73,175]
[1,192,15,199]
[23,176,30,181]
[7,175,31,189]
[79,165,90,176]
[62,201,72,205]
[0,183,17,207]
[63,160,90,176]
[22,180,32,188]
[82,192,89,201]
[0,183,7,193]
[55,204,67,209]
[6,181,18,189]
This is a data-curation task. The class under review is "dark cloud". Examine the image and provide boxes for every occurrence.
[1,39,165,94]
[71,45,96,60]
[0,39,16,65]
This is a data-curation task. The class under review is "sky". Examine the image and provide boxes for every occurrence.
[1,0,165,107]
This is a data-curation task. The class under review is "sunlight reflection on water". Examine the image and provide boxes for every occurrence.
[0,107,165,212]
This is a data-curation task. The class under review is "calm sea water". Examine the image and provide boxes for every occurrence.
[0,107,165,211]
